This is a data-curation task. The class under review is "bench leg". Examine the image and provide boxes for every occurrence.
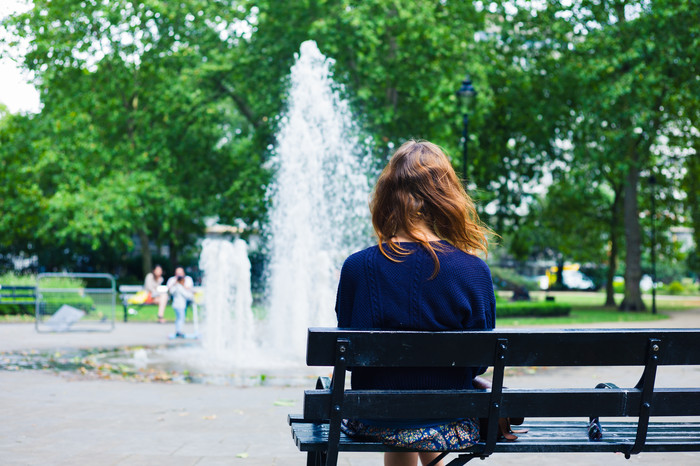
[306,451,325,466]
[445,454,480,465]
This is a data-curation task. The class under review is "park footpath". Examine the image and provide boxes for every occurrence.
[2,309,700,465]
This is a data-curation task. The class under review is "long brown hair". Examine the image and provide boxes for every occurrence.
[370,139,493,277]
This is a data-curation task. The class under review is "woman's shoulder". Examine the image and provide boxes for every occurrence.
[342,244,378,270]
[439,244,492,275]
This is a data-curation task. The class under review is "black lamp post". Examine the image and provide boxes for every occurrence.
[456,75,477,182]
[649,174,657,314]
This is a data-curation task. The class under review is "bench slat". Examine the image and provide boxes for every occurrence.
[291,420,700,454]
[307,328,700,367]
[303,388,700,420]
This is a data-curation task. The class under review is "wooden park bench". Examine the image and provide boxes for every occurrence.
[118,284,155,322]
[289,328,700,465]
[0,285,36,306]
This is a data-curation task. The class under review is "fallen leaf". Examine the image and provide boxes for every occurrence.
[273,399,296,407]
[203,414,217,420]
[236,452,249,458]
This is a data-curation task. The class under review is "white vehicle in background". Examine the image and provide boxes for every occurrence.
[562,270,596,290]
[640,275,655,291]
[537,264,597,290]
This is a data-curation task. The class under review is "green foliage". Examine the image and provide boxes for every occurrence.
[657,279,699,296]
[0,272,36,287]
[613,281,626,294]
[0,273,94,315]
[0,302,34,316]
[0,0,697,288]
[1,0,264,273]
[665,281,685,295]
[497,300,571,318]
[490,267,538,291]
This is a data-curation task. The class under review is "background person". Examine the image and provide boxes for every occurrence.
[167,266,194,312]
[170,275,194,338]
[143,264,168,323]
[335,140,496,466]
[166,266,194,290]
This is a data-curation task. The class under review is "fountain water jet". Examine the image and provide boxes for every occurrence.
[199,237,255,365]
[264,40,373,360]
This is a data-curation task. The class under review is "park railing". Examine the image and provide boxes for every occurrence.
[35,273,116,333]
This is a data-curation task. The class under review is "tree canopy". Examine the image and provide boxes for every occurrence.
[1,0,697,296]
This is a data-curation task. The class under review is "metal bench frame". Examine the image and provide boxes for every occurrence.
[118,284,152,322]
[289,328,700,466]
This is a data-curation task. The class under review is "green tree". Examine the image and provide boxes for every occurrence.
[1,0,257,274]
[511,171,609,289]
[520,0,700,310]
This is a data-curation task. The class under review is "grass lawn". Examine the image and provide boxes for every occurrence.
[497,291,700,327]
[111,303,199,323]
[0,303,195,323]
[498,308,669,327]
[2,290,698,325]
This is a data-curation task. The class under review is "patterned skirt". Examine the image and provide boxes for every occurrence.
[341,418,480,451]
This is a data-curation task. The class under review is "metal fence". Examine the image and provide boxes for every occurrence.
[35,273,116,332]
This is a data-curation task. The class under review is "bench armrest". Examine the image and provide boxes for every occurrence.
[316,376,331,390]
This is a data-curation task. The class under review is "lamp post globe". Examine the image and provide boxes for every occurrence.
[456,76,477,183]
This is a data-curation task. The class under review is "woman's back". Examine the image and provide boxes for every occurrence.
[335,240,495,390]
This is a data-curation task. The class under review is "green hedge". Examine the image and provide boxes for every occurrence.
[0,294,94,316]
[498,300,571,317]
[0,301,34,316]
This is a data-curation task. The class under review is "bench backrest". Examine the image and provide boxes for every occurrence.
[0,285,37,302]
[303,327,700,461]
[118,284,144,294]
[306,328,700,368]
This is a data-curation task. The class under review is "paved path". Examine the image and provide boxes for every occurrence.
[2,307,700,465]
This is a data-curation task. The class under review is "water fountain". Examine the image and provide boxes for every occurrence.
[153,40,373,382]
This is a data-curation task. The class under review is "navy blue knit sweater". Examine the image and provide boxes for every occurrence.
[335,240,496,391]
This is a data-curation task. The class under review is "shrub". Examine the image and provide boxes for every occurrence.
[0,293,94,317]
[0,302,35,316]
[498,300,571,318]
[665,281,685,295]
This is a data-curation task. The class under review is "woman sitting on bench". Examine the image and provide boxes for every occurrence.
[335,140,496,466]
[144,264,168,323]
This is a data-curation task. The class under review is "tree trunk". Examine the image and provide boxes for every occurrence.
[169,237,179,271]
[605,237,618,307]
[605,185,622,307]
[554,254,565,290]
[619,159,646,311]
[686,140,700,277]
[139,230,152,277]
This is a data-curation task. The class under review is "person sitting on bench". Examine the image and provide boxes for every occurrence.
[335,139,497,466]
[144,264,168,323]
